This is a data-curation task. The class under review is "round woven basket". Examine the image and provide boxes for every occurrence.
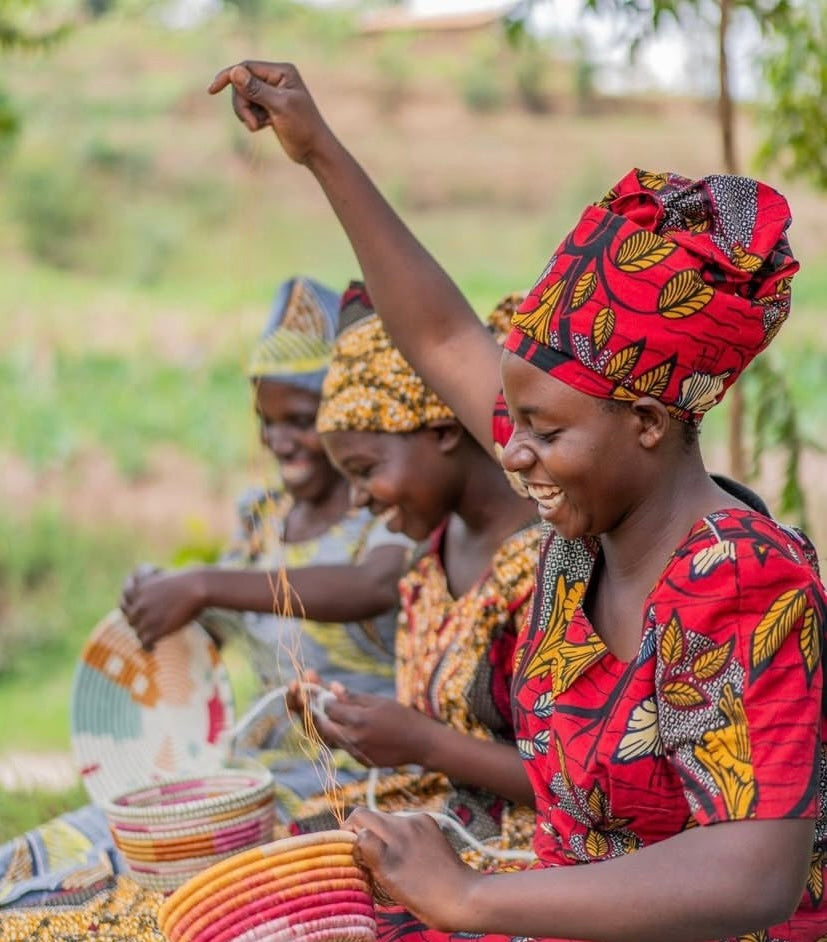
[159,830,377,942]
[70,609,235,804]
[104,766,276,893]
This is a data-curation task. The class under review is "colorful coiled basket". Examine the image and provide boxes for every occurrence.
[103,766,277,894]
[70,609,235,804]
[157,829,377,942]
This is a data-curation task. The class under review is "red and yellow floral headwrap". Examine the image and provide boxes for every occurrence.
[504,168,799,424]
[317,282,455,434]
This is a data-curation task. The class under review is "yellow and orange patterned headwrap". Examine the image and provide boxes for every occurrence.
[317,282,454,434]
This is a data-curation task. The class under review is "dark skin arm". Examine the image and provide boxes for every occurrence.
[304,684,533,807]
[208,62,502,457]
[346,809,813,941]
[120,543,407,649]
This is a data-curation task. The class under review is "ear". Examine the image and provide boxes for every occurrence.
[427,419,464,454]
[629,396,671,449]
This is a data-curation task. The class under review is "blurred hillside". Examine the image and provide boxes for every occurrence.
[1,2,825,753]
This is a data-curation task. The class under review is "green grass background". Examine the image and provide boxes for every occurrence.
[0,1,825,836]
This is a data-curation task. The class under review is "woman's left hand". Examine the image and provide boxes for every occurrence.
[315,686,439,767]
[346,808,480,930]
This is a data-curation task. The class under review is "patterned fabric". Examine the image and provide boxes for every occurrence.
[377,510,827,942]
[0,486,409,928]
[0,806,125,910]
[0,876,164,941]
[316,282,454,434]
[283,522,542,864]
[247,276,341,391]
[505,168,799,424]
[224,485,409,817]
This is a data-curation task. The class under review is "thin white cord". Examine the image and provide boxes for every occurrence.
[365,767,536,863]
[228,681,335,744]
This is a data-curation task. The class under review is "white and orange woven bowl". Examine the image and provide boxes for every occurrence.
[70,609,235,805]
[103,766,276,893]
[158,829,377,942]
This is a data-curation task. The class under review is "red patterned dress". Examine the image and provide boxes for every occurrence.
[376,508,827,942]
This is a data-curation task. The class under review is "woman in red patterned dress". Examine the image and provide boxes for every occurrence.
[210,61,827,942]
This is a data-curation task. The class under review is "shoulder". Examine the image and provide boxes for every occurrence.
[487,522,545,609]
[663,509,823,595]
[652,509,826,651]
[235,485,288,523]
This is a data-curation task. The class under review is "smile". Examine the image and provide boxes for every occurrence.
[526,483,565,515]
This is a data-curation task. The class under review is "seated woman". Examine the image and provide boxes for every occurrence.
[0,275,409,931]
[120,274,411,815]
[282,283,541,865]
[212,61,827,942]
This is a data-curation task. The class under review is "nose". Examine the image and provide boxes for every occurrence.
[349,480,371,509]
[262,422,296,457]
[500,428,535,474]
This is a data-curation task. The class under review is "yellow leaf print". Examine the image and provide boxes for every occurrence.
[660,614,684,665]
[584,829,610,859]
[586,782,610,822]
[637,170,669,190]
[555,733,574,793]
[732,244,763,273]
[686,214,710,234]
[615,697,664,762]
[611,386,638,402]
[523,573,585,680]
[615,230,676,272]
[570,271,597,310]
[604,341,644,382]
[662,680,707,708]
[751,588,807,674]
[737,932,768,942]
[799,606,821,679]
[632,358,674,398]
[658,270,714,319]
[691,540,736,577]
[551,637,607,698]
[619,832,641,853]
[595,186,619,208]
[591,306,615,350]
[693,683,756,819]
[692,639,734,681]
[807,850,824,906]
[511,279,566,343]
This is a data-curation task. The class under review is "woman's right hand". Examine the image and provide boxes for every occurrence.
[207,60,336,166]
[120,568,207,650]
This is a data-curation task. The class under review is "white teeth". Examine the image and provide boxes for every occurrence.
[527,484,562,502]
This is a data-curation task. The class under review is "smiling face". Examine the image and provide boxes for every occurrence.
[499,351,647,540]
[253,378,341,504]
[321,427,461,541]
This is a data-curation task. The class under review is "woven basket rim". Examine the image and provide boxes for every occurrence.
[180,887,375,942]
[161,863,368,935]
[166,874,371,942]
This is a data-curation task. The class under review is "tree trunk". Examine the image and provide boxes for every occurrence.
[718,0,747,481]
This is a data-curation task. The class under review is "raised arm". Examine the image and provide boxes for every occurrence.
[121,543,407,649]
[208,61,502,454]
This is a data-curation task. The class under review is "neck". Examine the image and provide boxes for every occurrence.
[599,445,724,584]
[290,474,351,528]
[453,437,537,539]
